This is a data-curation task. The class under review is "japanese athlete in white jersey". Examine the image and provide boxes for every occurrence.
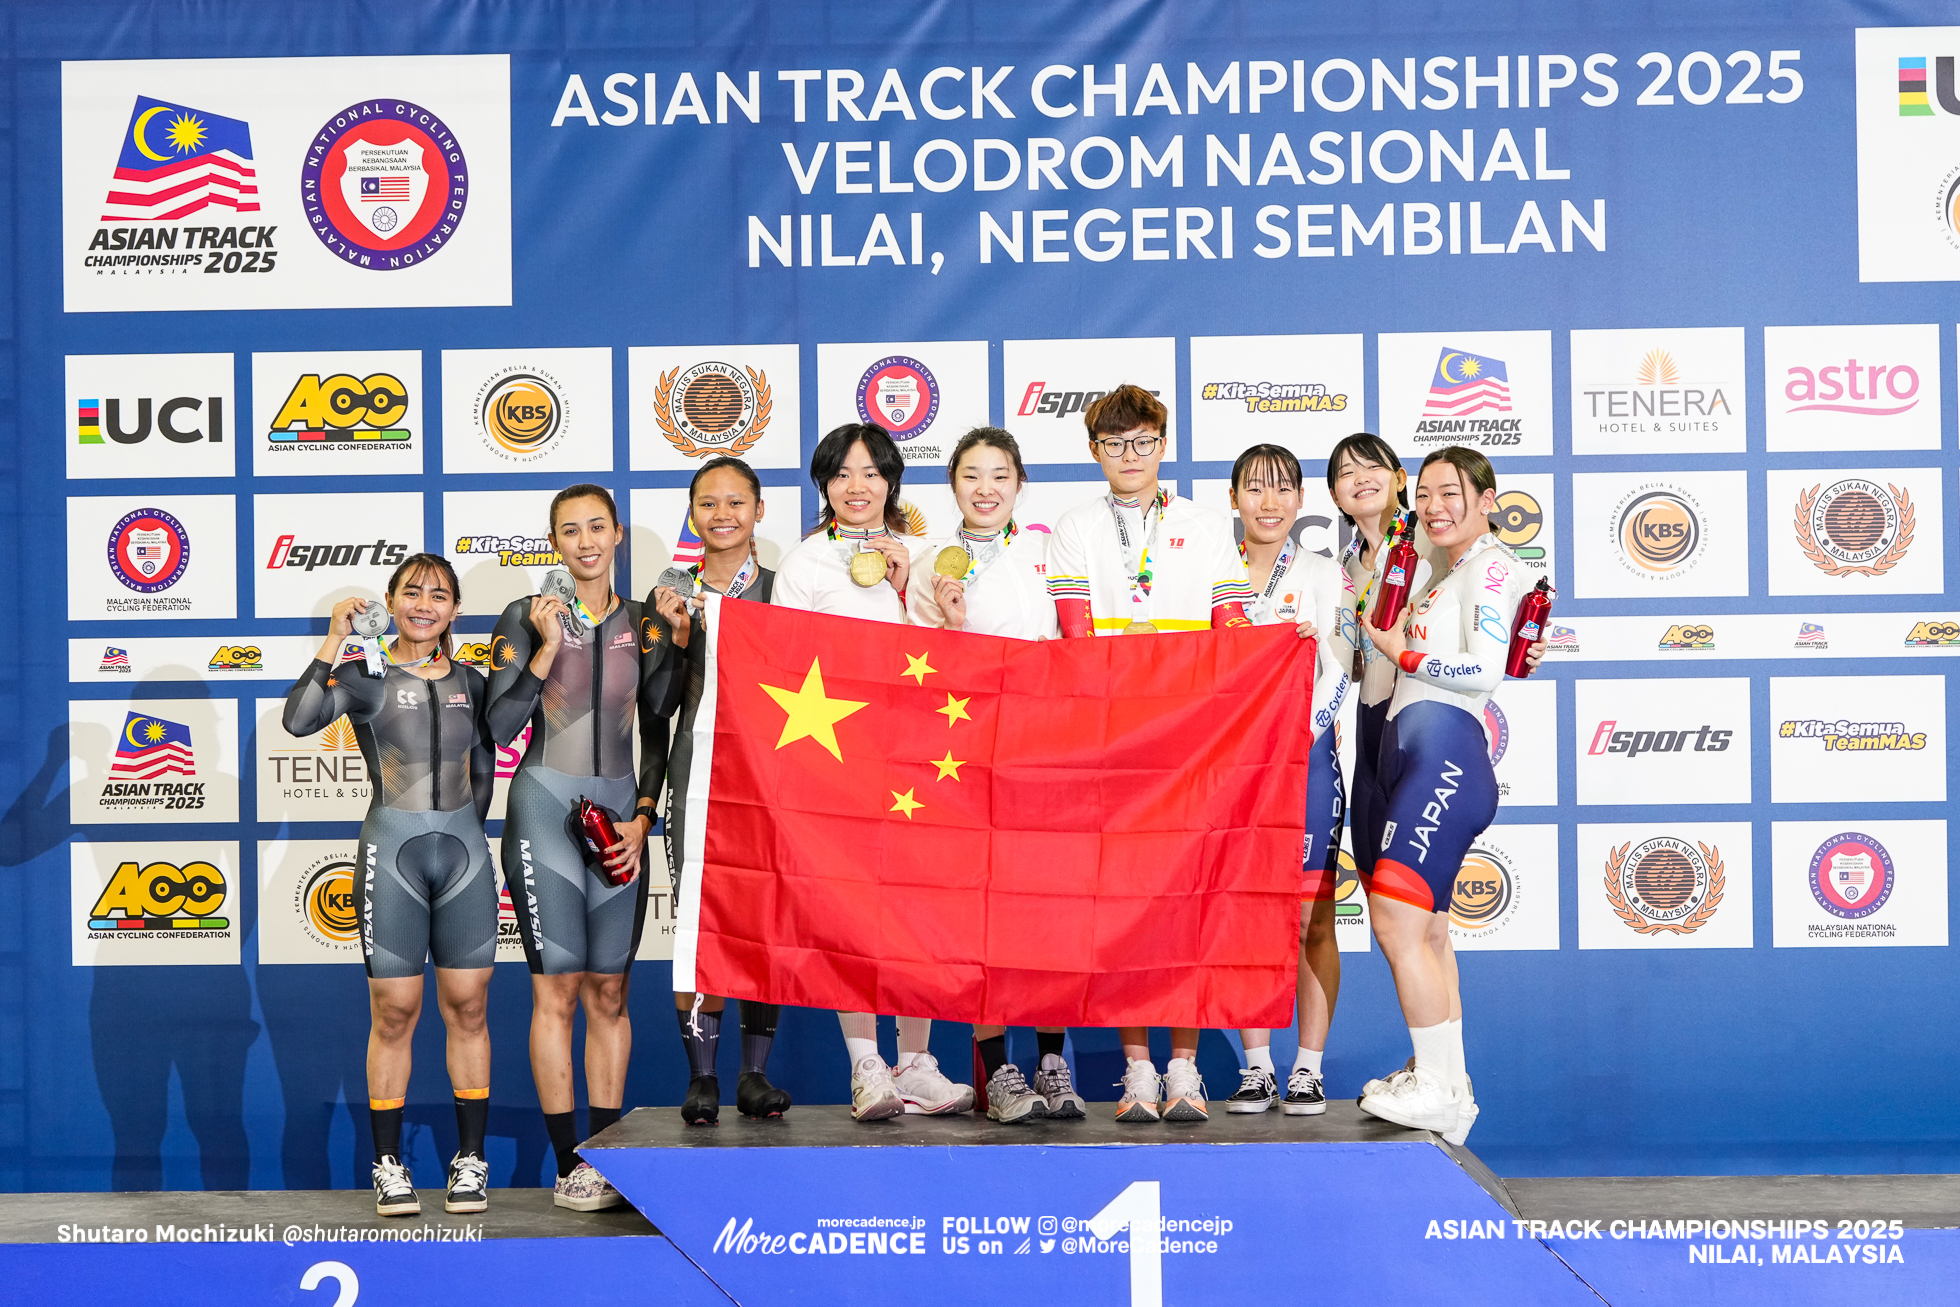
[907,427,1082,1125]
[1356,447,1531,1146]
[1221,444,1358,1119]
[771,423,976,1123]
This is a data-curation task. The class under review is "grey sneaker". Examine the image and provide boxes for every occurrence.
[372,1155,419,1217]
[1032,1053,1086,1120]
[554,1160,624,1211]
[984,1063,1049,1124]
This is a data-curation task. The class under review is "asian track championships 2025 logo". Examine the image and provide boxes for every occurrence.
[1794,479,1914,577]
[301,99,468,269]
[1604,836,1725,936]
[1808,832,1895,920]
[653,362,772,458]
[1609,483,1706,582]
[107,506,190,592]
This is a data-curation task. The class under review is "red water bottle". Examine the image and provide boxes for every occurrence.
[1371,519,1419,629]
[578,797,634,886]
[1506,578,1555,679]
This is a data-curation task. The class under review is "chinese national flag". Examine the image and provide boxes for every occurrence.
[672,597,1314,1029]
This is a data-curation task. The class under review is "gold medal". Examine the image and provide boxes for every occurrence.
[1123,620,1159,635]
[849,550,888,587]
[934,546,972,578]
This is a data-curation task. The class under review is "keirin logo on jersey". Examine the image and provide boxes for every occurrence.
[654,362,771,458]
[301,98,469,269]
[1794,479,1914,577]
[1808,832,1895,920]
[1450,843,1520,936]
[1608,483,1706,581]
[1604,836,1724,936]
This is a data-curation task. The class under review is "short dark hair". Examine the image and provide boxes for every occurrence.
[1325,433,1409,525]
[1083,383,1167,439]
[689,455,762,501]
[1230,443,1302,493]
[385,552,461,659]
[1418,445,1498,501]
[948,427,1028,486]
[810,423,906,535]
[549,483,619,532]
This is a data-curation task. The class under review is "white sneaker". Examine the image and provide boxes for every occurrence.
[1033,1053,1086,1120]
[1359,1066,1460,1133]
[1225,1066,1277,1113]
[553,1160,624,1211]
[1115,1060,1161,1123]
[850,1055,905,1121]
[372,1155,419,1217]
[894,1053,975,1115]
[1162,1057,1208,1122]
[984,1063,1048,1124]
[1359,1055,1416,1103]
[1443,1077,1478,1146]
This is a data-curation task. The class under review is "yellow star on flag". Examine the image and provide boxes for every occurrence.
[760,658,867,762]
[931,752,965,781]
[890,788,924,819]
[901,652,937,686]
[936,693,972,727]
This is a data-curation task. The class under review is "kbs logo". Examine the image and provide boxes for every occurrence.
[1449,843,1518,935]
[653,362,771,458]
[1016,383,1158,420]
[76,394,223,446]
[1809,832,1895,920]
[1777,718,1927,751]
[475,369,565,460]
[1609,483,1706,581]
[1905,619,1960,646]
[1658,623,1716,652]
[1588,720,1732,757]
[265,535,410,570]
[208,644,263,671]
[1604,836,1724,936]
[296,855,360,948]
[1199,380,1348,414]
[301,98,469,269]
[1487,490,1544,560]
[856,356,940,439]
[107,506,190,593]
[455,533,558,567]
[88,858,228,933]
[267,372,410,446]
[1794,480,1914,577]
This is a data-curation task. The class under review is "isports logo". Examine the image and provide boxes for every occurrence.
[1905,619,1960,647]
[1199,380,1348,415]
[207,644,263,671]
[1809,832,1895,920]
[76,393,223,446]
[267,372,410,447]
[1658,623,1715,652]
[1609,483,1706,582]
[1604,836,1724,936]
[475,369,564,460]
[653,362,771,458]
[454,533,558,567]
[1588,720,1733,757]
[857,356,940,439]
[1777,718,1927,751]
[1488,489,1545,560]
[1015,383,1159,420]
[1795,480,1914,578]
[301,98,469,270]
[265,535,409,571]
[88,858,228,933]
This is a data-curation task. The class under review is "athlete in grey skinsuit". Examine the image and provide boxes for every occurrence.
[486,599,678,975]
[282,652,497,978]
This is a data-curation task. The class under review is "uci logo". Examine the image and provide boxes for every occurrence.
[89,859,227,923]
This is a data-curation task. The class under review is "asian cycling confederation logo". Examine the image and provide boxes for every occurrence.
[1809,832,1896,920]
[856,356,940,440]
[1609,483,1706,582]
[1794,479,1915,577]
[107,506,190,592]
[1450,843,1521,936]
[476,369,565,460]
[653,362,772,458]
[1604,836,1725,935]
[88,858,228,934]
[296,855,360,948]
[1488,489,1544,560]
[301,99,469,268]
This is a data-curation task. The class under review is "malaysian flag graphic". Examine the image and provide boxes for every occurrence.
[98,646,131,671]
[1797,623,1828,645]
[1422,348,1512,417]
[100,96,259,222]
[672,512,706,568]
[109,712,196,780]
[360,175,413,201]
[1546,625,1579,648]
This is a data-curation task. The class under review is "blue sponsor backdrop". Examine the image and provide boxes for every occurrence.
[4,0,1960,1193]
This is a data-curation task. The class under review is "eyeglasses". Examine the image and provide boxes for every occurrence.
[1092,435,1164,459]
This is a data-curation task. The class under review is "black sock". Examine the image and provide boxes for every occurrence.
[369,1100,403,1161]
[740,1001,780,1074]
[544,1110,579,1179]
[453,1092,488,1158]
[588,1104,622,1137]
[1037,1030,1067,1059]
[977,1035,1008,1081]
[678,1005,722,1078]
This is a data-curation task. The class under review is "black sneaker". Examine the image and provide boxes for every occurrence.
[445,1151,489,1213]
[736,1070,792,1119]
[1283,1066,1327,1116]
[372,1155,420,1217]
[682,1074,721,1125]
[1225,1066,1277,1114]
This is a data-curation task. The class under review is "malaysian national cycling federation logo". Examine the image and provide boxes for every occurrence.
[1808,832,1895,920]
[654,362,772,458]
[1449,843,1520,937]
[1481,700,1509,764]
[302,99,469,269]
[856,356,940,441]
[1608,482,1707,582]
[1794,479,1915,577]
[474,368,565,462]
[295,853,360,950]
[1604,836,1725,936]
[87,857,228,935]
[107,506,190,592]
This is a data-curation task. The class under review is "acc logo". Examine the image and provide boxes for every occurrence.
[1795,480,1914,577]
[453,640,494,668]
[1331,847,1364,920]
[1604,836,1724,935]
[107,506,190,593]
[1808,832,1895,920]
[297,855,360,947]
[477,370,564,459]
[268,372,410,446]
[1610,484,1705,581]
[1449,843,1518,935]
[856,356,940,440]
[88,859,228,930]
[1658,623,1715,652]
[1905,619,1960,647]
[208,644,263,671]
[301,99,468,269]
[654,362,772,458]
[1482,699,1510,764]
[1488,490,1544,560]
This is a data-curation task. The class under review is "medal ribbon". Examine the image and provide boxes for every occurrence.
[955,519,1017,584]
[382,638,443,670]
[691,551,758,601]
[827,523,888,568]
[1108,490,1167,620]
[1241,532,1298,623]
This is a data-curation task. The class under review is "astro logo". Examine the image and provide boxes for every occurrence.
[88,858,229,932]
[1658,624,1715,652]
[265,535,409,570]
[1905,620,1960,647]
[75,394,223,445]
[1781,358,1921,417]
[1588,720,1732,757]
[1016,383,1159,420]
[267,372,410,445]
[476,370,564,459]
[207,644,263,671]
